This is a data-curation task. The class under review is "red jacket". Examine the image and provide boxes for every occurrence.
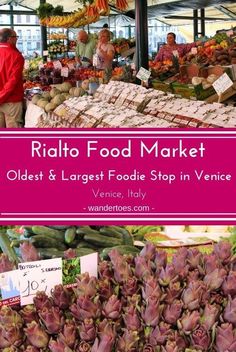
[0,43,24,104]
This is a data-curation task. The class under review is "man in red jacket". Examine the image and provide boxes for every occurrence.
[0,28,24,128]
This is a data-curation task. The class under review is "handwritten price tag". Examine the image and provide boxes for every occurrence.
[18,258,62,306]
[136,67,151,81]
[61,67,69,77]
[212,72,234,95]
[53,60,63,70]
[68,63,75,70]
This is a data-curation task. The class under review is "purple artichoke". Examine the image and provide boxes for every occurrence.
[58,320,77,347]
[224,296,236,326]
[142,276,161,300]
[134,256,152,281]
[143,344,155,352]
[0,325,22,348]
[24,347,40,352]
[0,253,15,273]
[141,296,162,326]
[98,279,113,301]
[164,281,182,304]
[116,330,139,352]
[154,250,167,274]
[20,305,39,324]
[0,306,23,327]
[51,284,71,309]
[159,264,178,286]
[161,340,179,352]
[70,296,101,321]
[20,242,40,262]
[75,273,98,298]
[91,320,115,352]
[77,341,91,352]
[149,322,171,346]
[191,326,211,351]
[98,261,113,280]
[172,247,189,278]
[214,241,232,264]
[33,291,52,311]
[177,311,200,334]
[204,253,220,274]
[49,338,73,352]
[222,271,236,297]
[102,295,122,319]
[123,305,141,331]
[187,248,203,269]
[24,321,49,348]
[182,281,207,310]
[39,306,64,334]
[204,268,227,291]
[63,248,77,259]
[216,323,236,352]
[201,303,220,331]
[140,242,157,261]
[121,276,139,296]
[109,249,132,283]
[163,299,183,325]
[79,319,96,342]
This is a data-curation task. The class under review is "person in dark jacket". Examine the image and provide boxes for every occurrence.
[0,28,24,128]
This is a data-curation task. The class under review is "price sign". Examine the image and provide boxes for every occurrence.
[53,60,63,70]
[18,258,62,306]
[172,50,179,58]
[191,47,198,55]
[136,67,151,81]
[43,50,48,56]
[212,72,234,95]
[61,67,69,77]
[0,270,20,300]
[80,253,98,278]
[68,63,75,70]
[93,53,99,67]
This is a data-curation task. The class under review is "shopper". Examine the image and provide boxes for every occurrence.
[0,28,24,128]
[95,29,115,70]
[76,30,96,66]
[154,32,202,62]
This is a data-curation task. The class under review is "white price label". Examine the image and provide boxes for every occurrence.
[136,67,151,81]
[43,50,48,56]
[68,63,75,70]
[191,47,198,55]
[212,72,234,95]
[80,253,98,278]
[93,53,99,67]
[61,67,69,77]
[18,258,62,306]
[53,60,63,70]
[172,50,179,58]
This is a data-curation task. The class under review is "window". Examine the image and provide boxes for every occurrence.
[26,29,31,39]
[16,14,21,23]
[26,15,30,23]
[17,29,22,38]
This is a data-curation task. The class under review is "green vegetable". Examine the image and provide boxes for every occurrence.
[31,226,65,241]
[100,245,140,260]
[65,227,77,244]
[0,232,19,264]
[84,233,123,247]
[31,235,67,250]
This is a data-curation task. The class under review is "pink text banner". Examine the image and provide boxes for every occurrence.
[0,128,236,224]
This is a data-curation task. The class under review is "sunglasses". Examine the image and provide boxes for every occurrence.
[10,35,19,38]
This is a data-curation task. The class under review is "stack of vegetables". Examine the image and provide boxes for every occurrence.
[2,225,138,261]
[0,240,236,351]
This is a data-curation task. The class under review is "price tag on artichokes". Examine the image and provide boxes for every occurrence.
[61,67,69,77]
[212,72,234,95]
[18,258,62,306]
[136,67,151,81]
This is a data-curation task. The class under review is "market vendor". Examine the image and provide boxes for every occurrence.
[95,29,115,70]
[154,32,202,62]
[76,30,96,67]
[0,28,24,128]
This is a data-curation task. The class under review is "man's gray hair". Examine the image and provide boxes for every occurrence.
[0,28,14,43]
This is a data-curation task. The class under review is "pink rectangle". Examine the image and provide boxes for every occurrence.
[0,128,236,224]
